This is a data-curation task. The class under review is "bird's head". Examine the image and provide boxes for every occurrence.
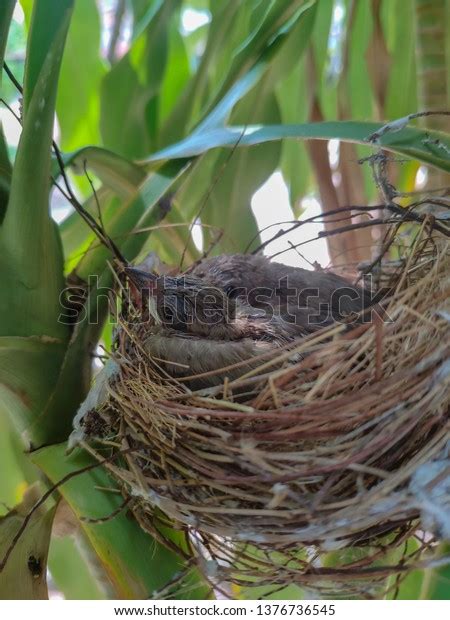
[124,266,236,336]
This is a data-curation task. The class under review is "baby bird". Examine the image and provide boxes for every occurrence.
[125,267,300,388]
[188,253,371,331]
[125,256,370,389]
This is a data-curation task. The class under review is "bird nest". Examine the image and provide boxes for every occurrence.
[76,219,450,596]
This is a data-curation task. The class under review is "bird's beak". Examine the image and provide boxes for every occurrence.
[124,267,161,323]
[124,266,157,291]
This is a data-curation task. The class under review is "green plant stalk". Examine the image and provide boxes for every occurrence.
[0,1,74,340]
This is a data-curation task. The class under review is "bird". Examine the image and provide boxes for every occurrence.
[124,254,371,389]
[124,267,297,388]
[187,253,371,329]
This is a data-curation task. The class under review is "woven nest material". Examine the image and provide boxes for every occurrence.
[78,221,450,595]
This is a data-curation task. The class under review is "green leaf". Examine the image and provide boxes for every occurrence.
[0,413,38,516]
[383,0,418,119]
[193,0,317,134]
[57,0,106,151]
[277,62,311,205]
[141,201,200,266]
[346,0,374,120]
[32,444,209,599]
[59,187,113,271]
[75,160,189,279]
[158,22,192,130]
[146,121,450,173]
[49,535,106,599]
[383,537,424,599]
[158,1,241,146]
[214,0,315,105]
[100,0,180,159]
[0,0,74,340]
[58,146,146,197]
[0,485,56,600]
[0,336,66,443]
[420,543,450,600]
[22,1,74,114]
[312,0,334,80]
[199,85,282,252]
[131,0,165,41]
[0,1,15,68]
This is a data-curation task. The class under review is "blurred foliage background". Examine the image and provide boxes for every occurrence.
[0,0,449,600]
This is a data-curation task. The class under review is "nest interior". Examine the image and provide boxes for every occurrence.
[78,221,450,592]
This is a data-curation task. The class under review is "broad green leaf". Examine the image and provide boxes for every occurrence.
[141,202,200,266]
[164,0,312,144]
[131,0,165,41]
[159,1,317,242]
[333,1,373,201]
[392,568,425,600]
[0,1,74,340]
[213,0,315,106]
[59,187,112,270]
[49,534,106,599]
[277,62,311,206]
[382,0,418,119]
[239,583,303,600]
[75,160,189,279]
[0,336,66,443]
[158,22,192,131]
[312,0,334,80]
[263,0,317,88]
[171,148,221,222]
[0,485,56,600]
[100,0,180,159]
[57,0,106,151]
[32,444,209,599]
[58,146,146,197]
[145,121,450,173]
[194,0,316,134]
[347,1,374,120]
[200,87,282,252]
[22,0,74,114]
[18,0,33,27]
[159,1,241,146]
[383,537,424,599]
[0,1,15,69]
[420,543,450,600]
[0,413,38,516]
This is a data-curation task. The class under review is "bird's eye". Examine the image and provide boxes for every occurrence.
[224,284,237,298]
[159,294,188,330]
[161,304,175,324]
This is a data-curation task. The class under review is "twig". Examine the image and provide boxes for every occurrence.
[248,205,384,254]
[4,62,128,266]
[80,495,131,524]
[83,158,106,233]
